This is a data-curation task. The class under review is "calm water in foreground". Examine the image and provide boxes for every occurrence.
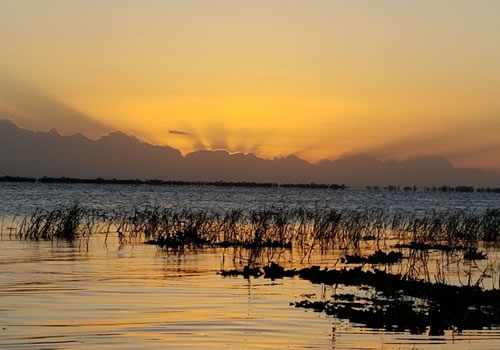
[1,183,500,349]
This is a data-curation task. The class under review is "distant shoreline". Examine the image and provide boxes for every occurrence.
[1,175,500,193]
[0,175,347,189]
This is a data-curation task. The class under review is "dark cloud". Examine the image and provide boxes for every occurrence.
[167,124,206,150]
[169,129,192,136]
[2,120,500,186]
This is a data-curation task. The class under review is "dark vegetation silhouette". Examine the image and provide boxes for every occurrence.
[0,175,347,189]
[284,264,500,335]
[1,119,500,187]
[222,263,500,335]
[14,205,500,253]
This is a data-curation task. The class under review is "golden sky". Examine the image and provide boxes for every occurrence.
[1,1,499,170]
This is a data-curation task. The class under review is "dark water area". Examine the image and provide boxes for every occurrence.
[1,183,500,349]
[0,182,498,216]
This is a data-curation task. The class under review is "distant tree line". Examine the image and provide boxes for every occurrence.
[0,176,347,189]
[366,184,500,193]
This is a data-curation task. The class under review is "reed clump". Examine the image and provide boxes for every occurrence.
[16,204,105,241]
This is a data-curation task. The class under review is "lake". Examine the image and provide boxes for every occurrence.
[1,183,500,349]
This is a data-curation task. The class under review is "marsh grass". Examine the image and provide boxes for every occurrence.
[15,203,500,287]
[15,203,108,242]
[13,205,500,252]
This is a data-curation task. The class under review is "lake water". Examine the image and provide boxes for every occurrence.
[0,182,499,216]
[1,183,500,349]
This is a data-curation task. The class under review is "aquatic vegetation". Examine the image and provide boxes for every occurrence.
[8,202,500,339]
[294,297,430,335]
[13,205,500,253]
[463,249,487,260]
[342,250,403,264]
[292,265,500,334]
[219,266,263,278]
[220,263,297,279]
[15,204,106,241]
[10,204,500,284]
[222,262,500,334]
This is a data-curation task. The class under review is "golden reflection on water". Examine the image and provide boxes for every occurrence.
[1,235,500,349]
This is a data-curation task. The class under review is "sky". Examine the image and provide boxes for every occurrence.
[1,0,499,171]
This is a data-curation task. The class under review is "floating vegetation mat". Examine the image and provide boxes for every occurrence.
[221,263,500,335]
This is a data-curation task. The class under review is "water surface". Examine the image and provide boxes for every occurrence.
[1,184,500,349]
